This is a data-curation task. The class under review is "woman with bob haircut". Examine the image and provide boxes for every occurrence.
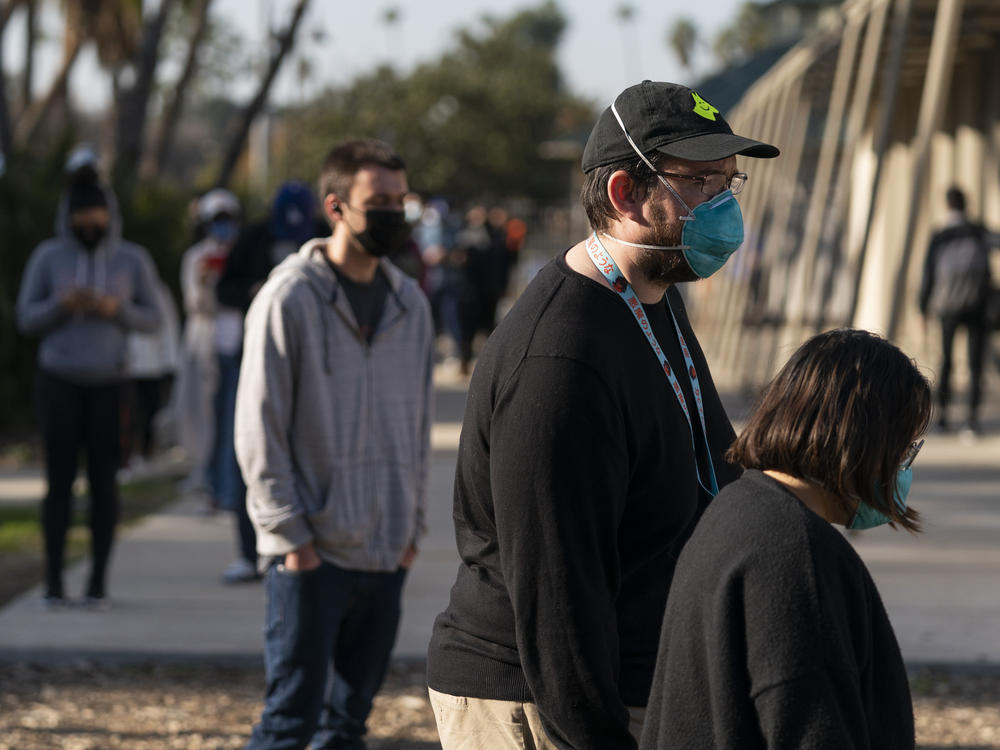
[640,328,930,750]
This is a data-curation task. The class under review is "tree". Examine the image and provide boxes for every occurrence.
[143,0,215,179]
[380,5,402,60]
[0,1,19,157]
[711,3,771,68]
[279,1,594,206]
[667,17,699,74]
[214,0,310,188]
[614,4,640,83]
[12,1,89,148]
[114,0,178,186]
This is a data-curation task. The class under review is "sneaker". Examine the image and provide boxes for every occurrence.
[41,594,68,611]
[80,595,112,612]
[221,558,260,584]
[958,423,979,444]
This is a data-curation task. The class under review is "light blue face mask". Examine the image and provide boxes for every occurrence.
[602,101,746,279]
[849,465,912,530]
[675,189,744,278]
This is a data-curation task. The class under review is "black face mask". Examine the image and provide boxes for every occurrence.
[348,208,411,258]
[72,224,107,251]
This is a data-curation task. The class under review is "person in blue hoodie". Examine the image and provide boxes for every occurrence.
[16,155,161,609]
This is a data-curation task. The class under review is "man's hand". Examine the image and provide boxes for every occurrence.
[61,287,96,313]
[400,542,418,569]
[93,294,120,318]
[283,541,321,572]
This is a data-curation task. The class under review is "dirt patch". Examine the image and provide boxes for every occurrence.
[0,662,998,749]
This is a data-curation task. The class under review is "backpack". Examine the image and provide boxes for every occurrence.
[928,224,989,317]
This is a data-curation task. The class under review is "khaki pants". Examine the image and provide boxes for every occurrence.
[428,687,645,749]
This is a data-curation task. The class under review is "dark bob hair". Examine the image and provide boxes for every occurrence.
[728,328,931,532]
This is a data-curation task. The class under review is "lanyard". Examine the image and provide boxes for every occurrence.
[585,233,719,497]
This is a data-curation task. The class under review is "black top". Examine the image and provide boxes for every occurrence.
[640,470,914,750]
[328,261,389,344]
[917,220,992,318]
[426,254,741,750]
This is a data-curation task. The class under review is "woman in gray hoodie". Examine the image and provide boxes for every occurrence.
[16,168,160,608]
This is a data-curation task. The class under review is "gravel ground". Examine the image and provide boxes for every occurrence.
[0,661,997,749]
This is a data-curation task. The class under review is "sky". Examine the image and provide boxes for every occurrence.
[2,0,746,112]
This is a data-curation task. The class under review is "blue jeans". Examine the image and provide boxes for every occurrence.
[212,351,244,511]
[213,351,255,565]
[245,560,408,750]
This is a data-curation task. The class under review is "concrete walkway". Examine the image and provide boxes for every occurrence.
[1,376,998,668]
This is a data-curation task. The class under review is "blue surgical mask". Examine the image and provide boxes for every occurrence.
[209,218,238,243]
[849,465,913,530]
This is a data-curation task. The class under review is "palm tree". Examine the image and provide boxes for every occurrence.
[381,5,402,61]
[667,17,699,77]
[614,4,640,83]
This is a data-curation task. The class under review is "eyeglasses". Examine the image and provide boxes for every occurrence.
[653,170,748,197]
[901,439,924,470]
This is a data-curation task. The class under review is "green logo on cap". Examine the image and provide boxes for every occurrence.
[691,92,719,121]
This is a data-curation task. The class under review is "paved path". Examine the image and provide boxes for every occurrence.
[1,377,998,669]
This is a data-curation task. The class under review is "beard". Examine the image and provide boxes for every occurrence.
[635,199,699,285]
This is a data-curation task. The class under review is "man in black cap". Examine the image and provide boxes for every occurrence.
[426,81,779,749]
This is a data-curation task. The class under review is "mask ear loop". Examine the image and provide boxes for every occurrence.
[610,101,695,222]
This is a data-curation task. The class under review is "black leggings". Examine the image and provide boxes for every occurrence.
[36,371,122,599]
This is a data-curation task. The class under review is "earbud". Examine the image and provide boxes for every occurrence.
[332,203,342,215]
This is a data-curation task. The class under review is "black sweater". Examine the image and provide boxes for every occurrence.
[426,255,740,750]
[640,470,914,750]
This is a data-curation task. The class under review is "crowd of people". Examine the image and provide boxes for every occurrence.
[13,78,999,750]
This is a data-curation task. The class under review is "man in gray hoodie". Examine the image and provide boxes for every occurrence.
[16,158,161,608]
[236,139,434,750]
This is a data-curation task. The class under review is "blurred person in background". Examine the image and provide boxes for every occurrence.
[236,139,433,750]
[453,204,493,374]
[16,146,161,609]
[174,189,241,498]
[919,186,1000,437]
[386,191,428,286]
[640,329,929,750]
[123,273,180,472]
[415,198,463,364]
[215,180,321,585]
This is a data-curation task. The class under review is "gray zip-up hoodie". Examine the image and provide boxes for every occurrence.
[235,240,434,572]
[16,184,161,383]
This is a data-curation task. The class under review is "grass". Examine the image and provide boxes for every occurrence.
[0,476,179,606]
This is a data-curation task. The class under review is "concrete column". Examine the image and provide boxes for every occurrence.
[845,0,914,327]
[886,0,966,339]
[787,4,864,330]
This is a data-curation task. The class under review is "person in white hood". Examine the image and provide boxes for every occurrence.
[173,189,240,494]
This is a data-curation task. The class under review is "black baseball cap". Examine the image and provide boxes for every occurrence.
[582,80,779,172]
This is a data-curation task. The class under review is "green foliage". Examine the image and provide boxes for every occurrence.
[712,3,772,68]
[277,1,595,206]
[0,147,71,432]
[667,17,699,71]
